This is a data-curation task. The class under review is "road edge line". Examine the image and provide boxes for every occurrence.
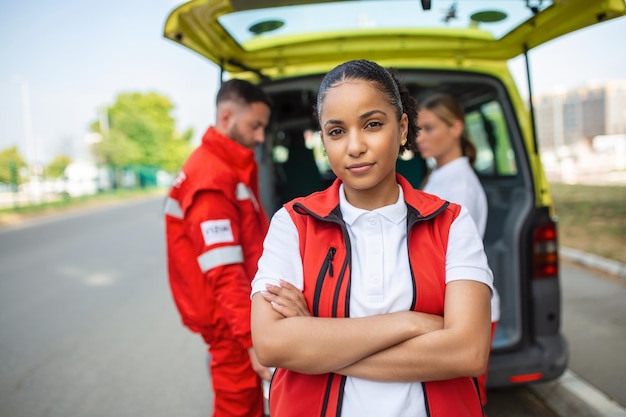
[529,369,626,417]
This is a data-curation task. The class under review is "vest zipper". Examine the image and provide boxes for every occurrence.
[313,247,336,317]
[323,247,336,277]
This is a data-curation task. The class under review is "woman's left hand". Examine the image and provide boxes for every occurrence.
[262,279,311,318]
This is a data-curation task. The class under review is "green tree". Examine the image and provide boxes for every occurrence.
[45,154,72,179]
[0,146,27,187]
[93,130,144,168]
[91,92,193,172]
[161,127,194,173]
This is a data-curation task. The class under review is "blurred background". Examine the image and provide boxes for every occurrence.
[1,0,219,203]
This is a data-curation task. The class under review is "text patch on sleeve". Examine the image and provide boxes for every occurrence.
[200,219,234,246]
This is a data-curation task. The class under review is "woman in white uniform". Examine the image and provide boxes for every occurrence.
[418,93,500,405]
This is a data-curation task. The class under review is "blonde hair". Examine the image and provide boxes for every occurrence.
[420,93,477,166]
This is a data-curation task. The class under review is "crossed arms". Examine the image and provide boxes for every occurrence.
[251,279,491,382]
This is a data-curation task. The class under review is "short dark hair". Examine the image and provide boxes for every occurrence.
[216,79,272,108]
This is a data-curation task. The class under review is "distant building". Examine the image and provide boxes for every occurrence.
[533,80,626,184]
[534,80,626,151]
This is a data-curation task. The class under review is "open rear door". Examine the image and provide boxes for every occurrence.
[164,0,626,75]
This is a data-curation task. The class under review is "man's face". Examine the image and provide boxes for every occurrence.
[226,101,271,150]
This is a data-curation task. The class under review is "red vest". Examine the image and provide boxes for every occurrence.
[270,176,484,417]
[164,127,269,346]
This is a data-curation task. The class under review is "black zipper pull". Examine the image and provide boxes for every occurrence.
[325,247,336,277]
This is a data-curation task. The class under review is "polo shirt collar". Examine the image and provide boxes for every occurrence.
[339,183,407,226]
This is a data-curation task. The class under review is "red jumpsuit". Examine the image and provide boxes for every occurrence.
[164,127,269,417]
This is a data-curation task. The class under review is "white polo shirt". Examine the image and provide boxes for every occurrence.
[252,184,493,417]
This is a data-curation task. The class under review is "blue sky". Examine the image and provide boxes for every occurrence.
[1,1,625,165]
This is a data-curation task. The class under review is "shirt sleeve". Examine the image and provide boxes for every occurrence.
[185,189,254,349]
[251,207,304,297]
[445,206,494,292]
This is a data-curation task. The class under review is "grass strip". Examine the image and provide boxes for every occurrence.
[550,182,625,264]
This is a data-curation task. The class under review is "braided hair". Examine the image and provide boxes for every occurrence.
[315,59,420,154]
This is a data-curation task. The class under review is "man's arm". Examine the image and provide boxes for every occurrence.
[185,190,255,348]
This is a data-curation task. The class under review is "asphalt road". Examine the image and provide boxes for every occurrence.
[560,260,626,407]
[0,195,622,417]
[0,196,212,417]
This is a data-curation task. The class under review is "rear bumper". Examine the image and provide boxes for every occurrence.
[487,333,569,388]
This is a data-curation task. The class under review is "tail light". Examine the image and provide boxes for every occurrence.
[533,221,559,279]
[509,373,544,384]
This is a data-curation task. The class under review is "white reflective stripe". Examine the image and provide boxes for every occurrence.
[197,245,244,272]
[249,191,260,212]
[236,182,260,211]
[236,183,250,200]
[164,197,183,219]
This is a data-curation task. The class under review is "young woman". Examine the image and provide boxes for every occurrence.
[417,93,501,405]
[418,94,487,234]
[250,59,493,417]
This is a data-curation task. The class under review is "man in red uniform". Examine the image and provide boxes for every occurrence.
[164,79,272,417]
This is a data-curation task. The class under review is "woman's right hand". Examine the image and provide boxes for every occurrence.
[262,279,311,318]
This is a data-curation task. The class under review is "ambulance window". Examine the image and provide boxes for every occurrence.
[466,100,518,177]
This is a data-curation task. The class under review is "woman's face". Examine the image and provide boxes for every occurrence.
[416,108,462,167]
[319,79,407,210]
